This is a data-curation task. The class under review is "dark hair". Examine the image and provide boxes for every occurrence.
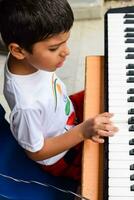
[0,0,74,53]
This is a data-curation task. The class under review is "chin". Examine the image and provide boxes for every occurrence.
[45,68,56,72]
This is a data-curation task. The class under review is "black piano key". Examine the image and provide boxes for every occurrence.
[125,48,134,53]
[126,71,134,76]
[125,33,134,38]
[128,108,134,114]
[127,77,134,83]
[128,96,134,102]
[127,89,134,94]
[130,174,134,180]
[126,54,134,59]
[129,139,134,145]
[128,117,134,124]
[124,20,134,24]
[126,64,134,69]
[124,14,134,18]
[130,164,134,170]
[129,125,134,131]
[125,39,134,43]
[124,28,134,32]
[130,185,134,191]
[129,149,134,155]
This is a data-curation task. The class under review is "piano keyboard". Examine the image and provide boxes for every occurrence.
[105,7,134,200]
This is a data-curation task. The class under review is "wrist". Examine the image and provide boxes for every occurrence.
[80,119,94,139]
[75,123,86,141]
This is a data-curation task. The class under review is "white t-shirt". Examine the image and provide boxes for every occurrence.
[4,59,75,165]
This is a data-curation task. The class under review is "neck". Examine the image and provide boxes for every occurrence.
[8,54,38,75]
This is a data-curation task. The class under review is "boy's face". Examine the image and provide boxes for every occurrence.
[23,31,70,72]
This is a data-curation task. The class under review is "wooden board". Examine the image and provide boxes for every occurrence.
[82,56,104,200]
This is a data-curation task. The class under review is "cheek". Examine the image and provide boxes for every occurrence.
[42,52,58,63]
[38,53,58,67]
[30,49,59,68]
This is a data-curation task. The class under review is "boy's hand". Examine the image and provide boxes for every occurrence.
[81,112,118,143]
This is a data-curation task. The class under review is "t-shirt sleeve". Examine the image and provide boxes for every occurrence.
[10,108,44,152]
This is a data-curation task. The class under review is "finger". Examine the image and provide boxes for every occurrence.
[92,135,104,143]
[101,112,114,118]
[98,124,119,132]
[95,113,113,124]
[97,129,115,137]
[112,126,119,132]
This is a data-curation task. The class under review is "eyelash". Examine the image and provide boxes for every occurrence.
[49,47,59,52]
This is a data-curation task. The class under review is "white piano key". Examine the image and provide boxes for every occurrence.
[109,178,133,187]
[114,131,134,136]
[115,123,131,130]
[108,63,134,68]
[109,69,133,76]
[109,94,133,101]
[108,100,134,107]
[109,76,130,82]
[110,113,129,123]
[108,65,134,71]
[108,36,126,40]
[109,160,133,169]
[108,19,124,23]
[108,82,134,88]
[108,80,130,87]
[109,92,131,97]
[108,123,129,132]
[109,18,134,24]
[109,53,131,58]
[109,187,134,197]
[109,58,131,63]
[109,151,134,161]
[108,18,125,23]
[108,43,134,50]
[109,144,133,152]
[109,41,130,46]
[109,103,134,110]
[108,23,134,29]
[108,13,127,18]
[109,88,134,95]
[109,168,131,178]
[109,106,131,114]
[109,94,128,100]
[112,125,133,131]
[109,52,132,59]
[109,23,134,31]
[110,130,134,136]
[109,25,134,32]
[109,135,134,144]
[109,72,131,78]
[108,59,134,65]
[109,197,134,200]
[111,115,133,124]
[108,63,134,69]
[109,89,124,95]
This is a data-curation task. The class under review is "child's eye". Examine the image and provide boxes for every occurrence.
[49,47,59,52]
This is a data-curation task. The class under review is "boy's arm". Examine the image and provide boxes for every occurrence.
[26,123,84,161]
[26,112,118,161]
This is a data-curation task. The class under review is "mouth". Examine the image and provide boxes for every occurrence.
[56,59,65,68]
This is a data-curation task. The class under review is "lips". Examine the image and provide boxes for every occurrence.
[56,59,65,68]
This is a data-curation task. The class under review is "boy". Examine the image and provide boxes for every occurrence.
[0,0,118,181]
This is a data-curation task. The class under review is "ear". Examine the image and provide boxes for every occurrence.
[8,43,26,60]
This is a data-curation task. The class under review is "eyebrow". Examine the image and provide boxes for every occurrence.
[48,32,70,47]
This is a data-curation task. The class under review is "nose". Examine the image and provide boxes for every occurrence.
[60,45,70,57]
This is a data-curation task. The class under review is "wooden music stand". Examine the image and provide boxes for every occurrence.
[82,56,104,200]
